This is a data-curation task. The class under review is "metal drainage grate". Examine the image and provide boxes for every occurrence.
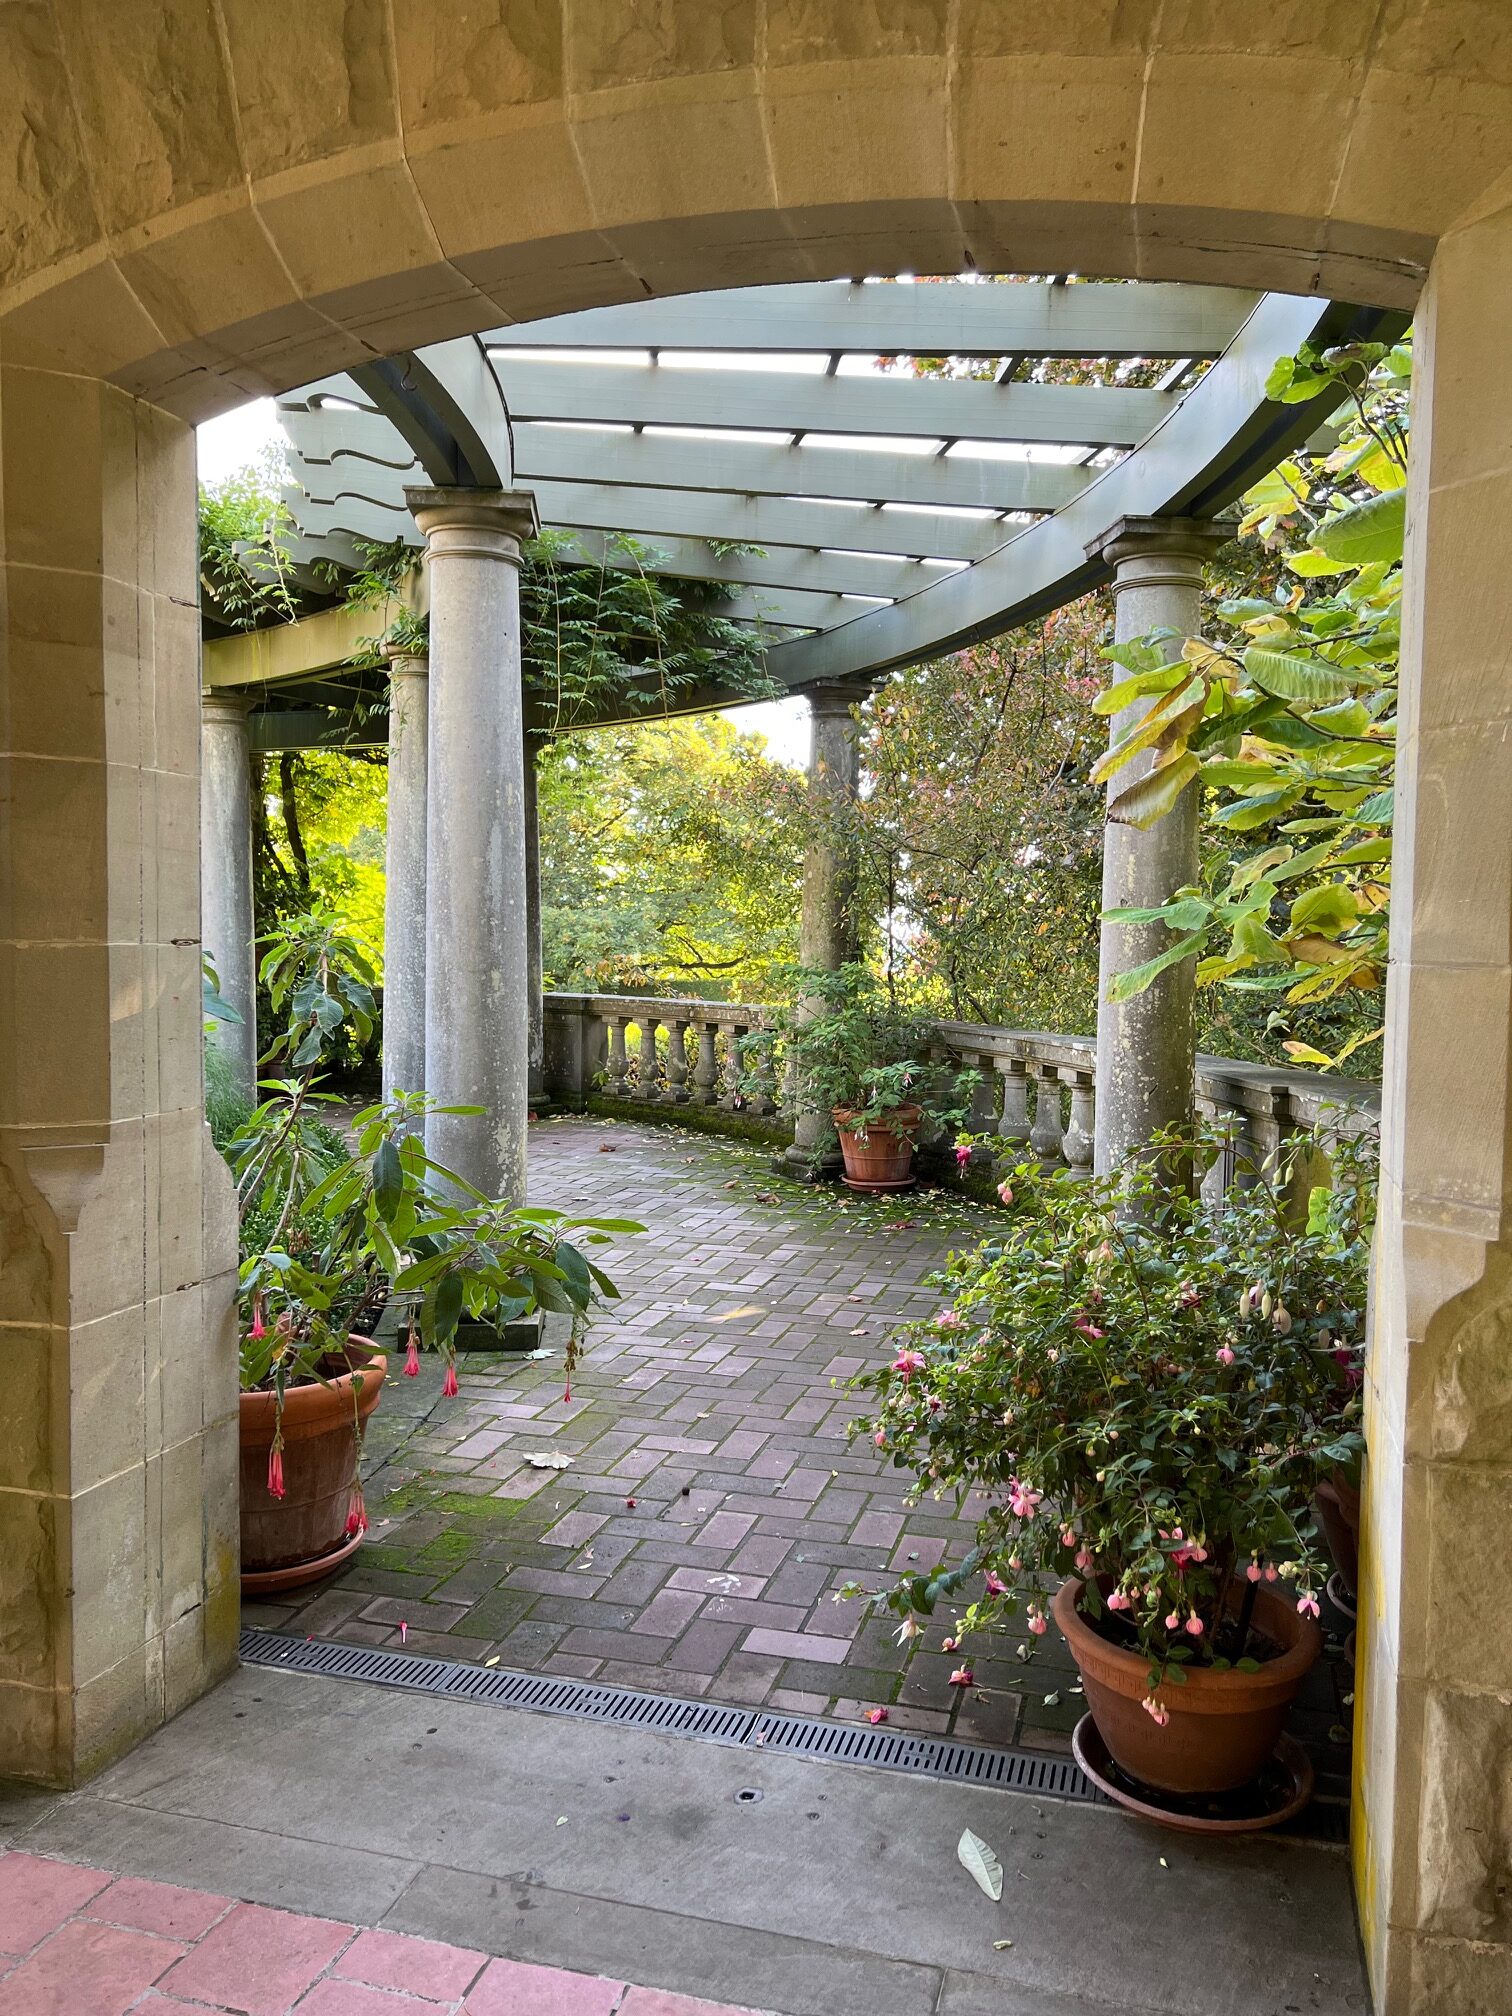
[239,1629,1348,1841]
[747,1709,1104,1801]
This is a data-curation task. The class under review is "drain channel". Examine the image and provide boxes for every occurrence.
[238,1628,1347,1842]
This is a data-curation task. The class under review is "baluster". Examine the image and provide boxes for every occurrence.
[1063,1070,1095,1173]
[748,1022,778,1115]
[637,1016,662,1099]
[1029,1064,1066,1164]
[692,1021,719,1106]
[963,1053,998,1162]
[606,1016,630,1097]
[663,1018,690,1103]
[996,1058,1031,1148]
[719,1021,748,1109]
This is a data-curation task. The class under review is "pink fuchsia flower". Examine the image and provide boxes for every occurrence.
[249,1294,266,1341]
[873,1429,888,1447]
[404,1332,420,1378]
[926,1393,944,1415]
[1184,1613,1204,1638]
[345,1487,367,1539]
[894,1617,921,1644]
[1073,1317,1105,1340]
[936,1309,964,1331]
[1246,1559,1263,1583]
[1176,1281,1202,1310]
[1165,1610,1183,1633]
[1106,1587,1131,1613]
[892,1349,927,1378]
[1264,1565,1279,1583]
[442,1360,459,1398]
[1216,1344,1236,1366]
[266,1441,285,1501]
[1008,1479,1042,1520]
[949,1667,975,1687]
[1061,1527,1077,1548]
[866,1707,889,1725]
[941,1636,960,1653]
[1142,1695,1170,1727]
[1028,1610,1048,1637]
[984,1570,1008,1597]
[954,1144,972,1169]
[997,1181,1014,1206]
[1075,1544,1094,1573]
[1296,1592,1321,1620]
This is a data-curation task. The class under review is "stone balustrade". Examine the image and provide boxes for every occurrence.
[541,992,1379,1181]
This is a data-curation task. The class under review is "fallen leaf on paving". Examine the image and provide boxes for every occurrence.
[712,1304,764,1320]
[1159,1857,1168,1869]
[526,1453,574,1470]
[1043,1692,1060,1707]
[722,1178,740,1189]
[556,1817,568,1827]
[484,1656,500,1668]
[599,1145,617,1153]
[958,1829,1004,1901]
[849,1327,869,1336]
[993,1939,1014,1951]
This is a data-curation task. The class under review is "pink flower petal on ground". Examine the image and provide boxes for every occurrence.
[867,1707,889,1725]
[949,1667,975,1687]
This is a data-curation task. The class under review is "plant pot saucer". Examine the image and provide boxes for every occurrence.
[242,1526,365,1596]
[1072,1713,1315,1836]
[840,1173,917,1194]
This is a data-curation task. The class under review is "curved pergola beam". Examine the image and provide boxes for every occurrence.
[483,279,1257,358]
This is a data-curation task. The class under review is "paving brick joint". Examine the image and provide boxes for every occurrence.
[254,1118,1353,1781]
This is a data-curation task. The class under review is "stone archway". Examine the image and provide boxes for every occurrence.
[2,11,1511,2010]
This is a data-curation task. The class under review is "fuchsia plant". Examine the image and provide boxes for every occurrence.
[851,1124,1371,1692]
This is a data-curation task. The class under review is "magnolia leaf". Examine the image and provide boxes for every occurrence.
[1092,663,1187,717]
[1353,788,1394,826]
[1091,676,1205,785]
[1106,752,1201,829]
[1106,930,1206,1004]
[1242,646,1355,707]
[1283,1039,1334,1068]
[1285,548,1354,578]
[1289,884,1360,936]
[1313,489,1406,568]
[958,1829,1004,1902]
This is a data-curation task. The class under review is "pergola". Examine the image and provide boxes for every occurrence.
[201,277,1399,1189]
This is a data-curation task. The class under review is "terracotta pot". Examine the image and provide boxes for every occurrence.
[1053,1575,1321,1797]
[239,1341,386,1586]
[832,1103,921,1189]
[1314,1471,1361,1601]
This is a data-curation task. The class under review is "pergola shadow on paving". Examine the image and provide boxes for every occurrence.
[247,1117,1352,1803]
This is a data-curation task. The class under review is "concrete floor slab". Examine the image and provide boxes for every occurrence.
[9,1662,1368,2016]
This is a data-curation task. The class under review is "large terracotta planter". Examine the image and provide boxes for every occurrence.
[239,1341,386,1591]
[1054,1575,1321,1797]
[832,1103,921,1190]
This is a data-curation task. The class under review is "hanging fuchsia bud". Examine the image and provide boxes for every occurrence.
[249,1294,266,1341]
[442,1360,459,1398]
[404,1334,420,1378]
[345,1487,367,1538]
[267,1441,285,1501]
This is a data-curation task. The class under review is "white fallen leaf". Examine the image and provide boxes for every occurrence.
[484,1656,500,1668]
[958,1828,1004,1902]
[526,1453,574,1471]
[1159,1856,1168,1868]
[993,1939,1014,1951]
[556,1816,568,1827]
[1042,1692,1060,1707]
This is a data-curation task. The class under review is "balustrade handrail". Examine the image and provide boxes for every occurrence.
[541,989,1380,1177]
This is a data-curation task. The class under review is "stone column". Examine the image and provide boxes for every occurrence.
[1086,518,1226,1176]
[787,680,868,1168]
[407,487,539,1204]
[1353,204,1512,2016]
[0,371,238,1785]
[200,693,257,1097]
[524,733,545,1105]
[381,649,428,1107]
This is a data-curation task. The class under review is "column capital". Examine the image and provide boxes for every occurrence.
[405,485,538,561]
[201,689,251,725]
[802,678,869,720]
[1085,514,1230,584]
[383,637,429,679]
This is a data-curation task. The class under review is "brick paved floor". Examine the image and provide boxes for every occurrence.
[251,1116,1088,1746]
[252,1115,1353,1781]
[0,1847,767,2015]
